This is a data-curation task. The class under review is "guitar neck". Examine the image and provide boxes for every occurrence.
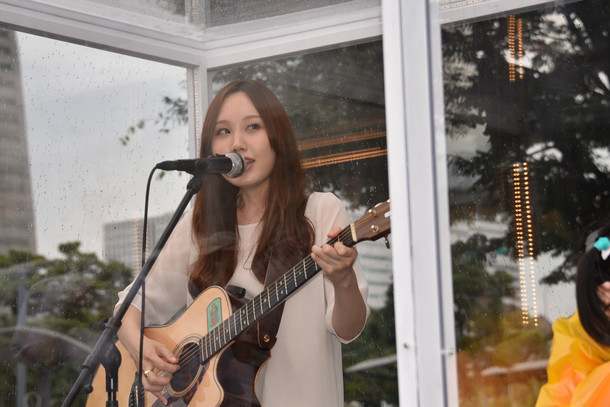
[199,224,357,363]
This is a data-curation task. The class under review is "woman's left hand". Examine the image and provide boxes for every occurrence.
[311,226,358,287]
[311,225,367,341]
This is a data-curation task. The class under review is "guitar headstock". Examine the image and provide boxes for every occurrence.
[351,200,391,243]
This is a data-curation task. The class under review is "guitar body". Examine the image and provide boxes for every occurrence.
[87,286,269,406]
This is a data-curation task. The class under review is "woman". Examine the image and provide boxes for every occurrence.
[536,227,610,406]
[116,80,369,406]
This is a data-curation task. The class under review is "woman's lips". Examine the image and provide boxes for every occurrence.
[244,158,254,170]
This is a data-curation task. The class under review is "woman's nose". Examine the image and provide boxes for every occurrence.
[230,131,246,152]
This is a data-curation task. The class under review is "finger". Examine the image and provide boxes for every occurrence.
[313,245,340,266]
[144,370,174,396]
[321,243,339,256]
[312,252,340,276]
[154,356,180,375]
[311,244,334,260]
[152,344,180,373]
[152,390,168,406]
[327,226,342,239]
[322,245,357,269]
[310,247,329,269]
[333,241,357,258]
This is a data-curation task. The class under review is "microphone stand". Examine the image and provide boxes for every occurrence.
[62,173,203,407]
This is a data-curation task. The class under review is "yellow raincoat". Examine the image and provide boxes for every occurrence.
[536,312,610,406]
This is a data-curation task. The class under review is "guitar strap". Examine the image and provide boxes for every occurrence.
[229,236,307,351]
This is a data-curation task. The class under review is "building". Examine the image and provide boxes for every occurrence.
[104,212,173,271]
[0,28,35,255]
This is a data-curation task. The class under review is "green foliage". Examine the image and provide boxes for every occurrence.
[0,249,45,267]
[343,284,398,406]
[450,231,552,406]
[491,313,549,367]
[0,241,133,406]
[444,0,610,283]
[452,234,516,351]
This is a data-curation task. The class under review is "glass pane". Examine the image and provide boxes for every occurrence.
[0,28,187,404]
[442,0,610,405]
[27,0,374,33]
[205,0,355,26]
[211,40,396,405]
[33,0,188,22]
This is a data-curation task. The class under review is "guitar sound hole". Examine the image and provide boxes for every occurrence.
[170,342,203,393]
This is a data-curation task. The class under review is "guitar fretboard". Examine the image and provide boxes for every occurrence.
[199,226,356,363]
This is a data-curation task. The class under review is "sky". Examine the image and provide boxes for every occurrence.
[16,32,191,259]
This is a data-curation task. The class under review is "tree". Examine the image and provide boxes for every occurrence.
[444,0,610,283]
[343,284,398,407]
[0,242,133,406]
[450,235,550,406]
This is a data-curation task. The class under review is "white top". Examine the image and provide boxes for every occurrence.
[116,191,369,407]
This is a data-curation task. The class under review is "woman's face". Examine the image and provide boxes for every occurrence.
[211,91,276,195]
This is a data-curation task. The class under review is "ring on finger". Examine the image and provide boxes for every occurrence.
[144,369,152,378]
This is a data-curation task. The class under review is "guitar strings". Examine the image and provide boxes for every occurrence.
[161,227,354,378]
[170,250,322,372]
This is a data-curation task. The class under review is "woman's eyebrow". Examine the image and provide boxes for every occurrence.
[215,115,262,126]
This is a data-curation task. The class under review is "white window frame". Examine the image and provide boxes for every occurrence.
[0,0,560,405]
[383,0,562,405]
[382,1,452,405]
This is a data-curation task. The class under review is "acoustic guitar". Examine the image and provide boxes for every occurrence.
[86,200,391,406]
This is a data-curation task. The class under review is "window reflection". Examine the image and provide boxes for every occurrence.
[443,0,610,404]
[211,40,397,405]
[35,0,187,21]
[29,0,368,30]
[204,0,354,26]
[0,28,187,404]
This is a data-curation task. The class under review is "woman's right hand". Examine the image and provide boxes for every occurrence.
[135,336,180,405]
[118,305,180,405]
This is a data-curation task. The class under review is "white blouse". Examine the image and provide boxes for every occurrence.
[116,191,369,407]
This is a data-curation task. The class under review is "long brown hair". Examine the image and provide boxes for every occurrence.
[577,224,610,345]
[189,80,313,292]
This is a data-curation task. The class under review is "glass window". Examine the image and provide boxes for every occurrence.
[442,0,610,404]
[0,27,187,404]
[211,40,396,405]
[31,0,189,23]
[25,0,375,35]
[204,0,356,26]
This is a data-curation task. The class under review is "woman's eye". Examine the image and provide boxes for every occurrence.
[216,128,230,136]
[247,123,261,131]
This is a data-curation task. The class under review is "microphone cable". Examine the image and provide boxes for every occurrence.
[129,166,156,407]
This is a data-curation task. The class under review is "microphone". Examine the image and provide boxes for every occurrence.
[156,152,246,178]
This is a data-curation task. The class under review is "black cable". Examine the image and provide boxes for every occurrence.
[134,167,156,406]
